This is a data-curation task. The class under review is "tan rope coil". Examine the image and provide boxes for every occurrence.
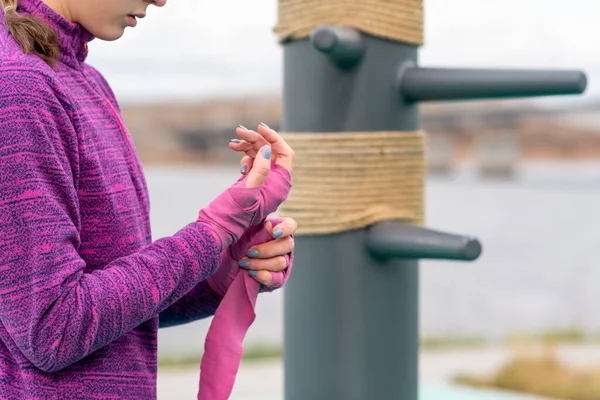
[275,0,424,45]
[278,131,426,235]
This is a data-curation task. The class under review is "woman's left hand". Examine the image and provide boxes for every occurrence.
[229,123,294,175]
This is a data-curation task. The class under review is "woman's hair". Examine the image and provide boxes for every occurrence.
[1,0,59,66]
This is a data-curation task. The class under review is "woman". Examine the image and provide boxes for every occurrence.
[0,0,296,398]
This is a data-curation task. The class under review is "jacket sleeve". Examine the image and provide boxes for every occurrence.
[159,218,295,328]
[0,69,221,373]
[158,279,222,328]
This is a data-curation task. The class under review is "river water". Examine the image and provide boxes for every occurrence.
[146,161,600,355]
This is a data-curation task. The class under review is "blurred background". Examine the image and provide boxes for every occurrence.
[87,0,600,398]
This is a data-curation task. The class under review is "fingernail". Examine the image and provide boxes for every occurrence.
[240,164,248,173]
[249,270,257,277]
[260,122,270,129]
[230,138,241,143]
[238,125,248,130]
[273,228,284,239]
[261,145,271,160]
[248,248,259,258]
[238,259,250,269]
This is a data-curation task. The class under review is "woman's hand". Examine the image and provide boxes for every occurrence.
[206,216,296,298]
[239,216,296,287]
[229,123,294,175]
[229,123,297,287]
[196,123,294,251]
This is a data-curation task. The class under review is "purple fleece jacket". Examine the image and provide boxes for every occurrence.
[0,0,234,398]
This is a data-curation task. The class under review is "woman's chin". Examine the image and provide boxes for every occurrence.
[90,27,126,42]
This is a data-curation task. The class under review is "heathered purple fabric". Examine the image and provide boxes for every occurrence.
[0,0,224,398]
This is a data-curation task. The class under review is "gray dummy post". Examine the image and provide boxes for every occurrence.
[278,10,587,400]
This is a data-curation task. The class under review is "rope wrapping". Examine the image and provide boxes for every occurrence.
[278,131,426,235]
[275,0,424,45]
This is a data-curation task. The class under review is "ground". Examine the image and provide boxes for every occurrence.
[157,343,600,399]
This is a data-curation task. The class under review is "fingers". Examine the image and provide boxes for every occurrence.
[245,235,294,260]
[257,123,295,172]
[239,219,294,270]
[239,155,253,175]
[248,270,273,286]
[230,125,295,173]
[245,144,271,188]
[230,126,270,158]
[229,139,254,157]
[239,254,288,273]
[268,216,297,239]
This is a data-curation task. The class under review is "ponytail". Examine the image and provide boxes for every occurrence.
[2,0,59,66]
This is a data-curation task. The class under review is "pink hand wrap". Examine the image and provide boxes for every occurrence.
[207,217,292,299]
[197,165,291,249]
[195,165,292,400]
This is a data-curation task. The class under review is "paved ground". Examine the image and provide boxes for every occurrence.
[157,344,600,399]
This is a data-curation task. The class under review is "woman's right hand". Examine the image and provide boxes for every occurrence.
[196,125,293,250]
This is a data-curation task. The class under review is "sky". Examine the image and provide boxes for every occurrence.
[86,0,600,107]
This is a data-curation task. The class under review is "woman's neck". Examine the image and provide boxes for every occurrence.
[41,0,72,22]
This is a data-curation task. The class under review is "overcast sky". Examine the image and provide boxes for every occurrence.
[86,0,600,107]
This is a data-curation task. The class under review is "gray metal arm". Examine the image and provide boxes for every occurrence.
[365,221,482,261]
[310,25,365,69]
[398,64,587,102]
